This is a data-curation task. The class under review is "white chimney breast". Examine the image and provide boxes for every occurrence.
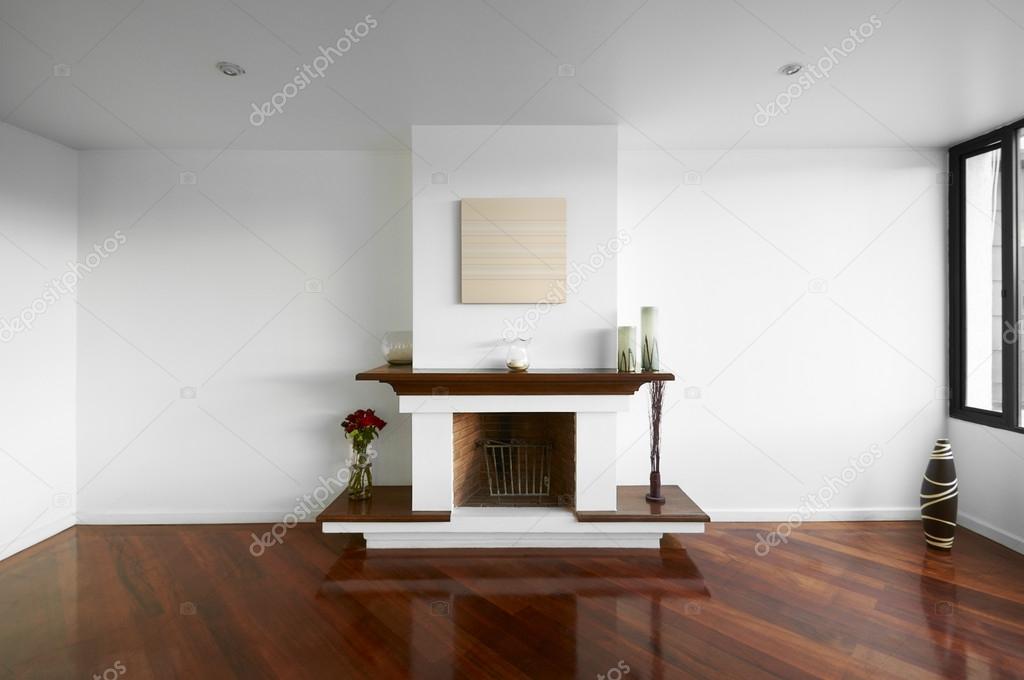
[411,125,618,370]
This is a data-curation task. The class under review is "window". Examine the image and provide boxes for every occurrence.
[950,119,1023,430]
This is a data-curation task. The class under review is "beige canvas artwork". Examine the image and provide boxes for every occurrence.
[460,197,567,304]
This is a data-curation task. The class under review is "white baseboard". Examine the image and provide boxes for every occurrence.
[958,512,1024,555]
[76,510,296,524]
[704,507,920,522]
[0,514,75,562]
[78,508,924,525]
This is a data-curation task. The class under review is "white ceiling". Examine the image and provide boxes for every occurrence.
[2,0,1024,152]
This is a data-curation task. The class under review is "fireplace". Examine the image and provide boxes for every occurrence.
[317,366,707,549]
[453,413,575,507]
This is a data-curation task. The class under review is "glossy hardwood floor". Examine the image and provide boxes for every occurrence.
[1,522,1023,679]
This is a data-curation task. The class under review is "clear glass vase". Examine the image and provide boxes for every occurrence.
[506,337,531,371]
[348,446,373,500]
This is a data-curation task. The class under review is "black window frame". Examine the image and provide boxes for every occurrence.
[949,117,1021,431]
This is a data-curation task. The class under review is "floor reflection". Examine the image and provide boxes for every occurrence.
[319,548,709,679]
[917,550,967,679]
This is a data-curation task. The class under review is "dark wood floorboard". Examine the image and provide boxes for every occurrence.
[1,522,1023,679]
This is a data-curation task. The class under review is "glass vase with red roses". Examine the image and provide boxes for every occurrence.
[342,408,386,500]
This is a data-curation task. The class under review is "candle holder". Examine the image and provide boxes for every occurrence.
[505,337,531,372]
[381,331,413,365]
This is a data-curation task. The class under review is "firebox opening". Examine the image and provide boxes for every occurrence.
[454,412,575,508]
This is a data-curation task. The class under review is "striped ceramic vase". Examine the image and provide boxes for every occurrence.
[920,438,958,550]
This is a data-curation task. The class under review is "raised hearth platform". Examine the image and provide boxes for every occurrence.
[318,485,707,549]
[576,485,710,523]
[317,486,450,523]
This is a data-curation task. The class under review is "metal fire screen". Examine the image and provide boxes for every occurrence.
[482,439,551,497]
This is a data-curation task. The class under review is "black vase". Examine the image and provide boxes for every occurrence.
[646,471,665,504]
[920,438,958,550]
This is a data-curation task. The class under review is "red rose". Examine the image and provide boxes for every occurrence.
[342,408,386,434]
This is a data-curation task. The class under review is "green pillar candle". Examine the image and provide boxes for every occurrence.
[641,306,659,371]
[617,326,637,372]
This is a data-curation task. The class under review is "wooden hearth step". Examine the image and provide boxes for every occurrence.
[575,485,709,523]
[317,485,708,524]
[316,486,450,523]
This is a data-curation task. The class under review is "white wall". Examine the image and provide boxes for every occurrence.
[3,128,976,542]
[949,392,1024,553]
[411,125,618,369]
[0,122,77,559]
[617,148,947,521]
[75,150,412,522]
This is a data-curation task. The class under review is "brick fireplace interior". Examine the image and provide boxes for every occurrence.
[453,413,576,508]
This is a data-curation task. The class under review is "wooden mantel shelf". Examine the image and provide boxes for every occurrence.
[356,365,674,396]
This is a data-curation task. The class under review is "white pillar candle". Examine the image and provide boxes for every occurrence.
[617,326,637,372]
[641,306,659,371]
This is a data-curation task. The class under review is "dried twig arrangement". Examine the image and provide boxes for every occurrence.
[649,380,665,470]
[647,380,666,502]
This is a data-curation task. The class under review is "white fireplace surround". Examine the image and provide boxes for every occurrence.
[402,394,625,512]
[320,392,706,548]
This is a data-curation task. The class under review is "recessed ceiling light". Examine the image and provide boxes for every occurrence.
[216,61,245,77]
[778,63,803,76]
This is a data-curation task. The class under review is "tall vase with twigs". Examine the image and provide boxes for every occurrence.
[647,380,666,503]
